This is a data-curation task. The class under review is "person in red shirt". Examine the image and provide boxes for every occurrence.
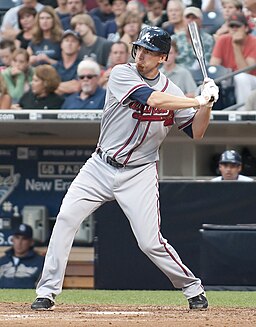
[210,13,256,109]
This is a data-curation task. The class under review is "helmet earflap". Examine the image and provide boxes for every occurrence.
[131,45,138,59]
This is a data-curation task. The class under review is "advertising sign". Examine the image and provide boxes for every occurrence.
[0,145,94,245]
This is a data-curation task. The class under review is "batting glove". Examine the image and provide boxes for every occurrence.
[201,78,219,103]
[195,95,209,106]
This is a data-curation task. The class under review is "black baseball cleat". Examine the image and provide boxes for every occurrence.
[31,298,55,311]
[188,293,208,310]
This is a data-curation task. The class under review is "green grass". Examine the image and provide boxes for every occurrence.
[1,289,256,308]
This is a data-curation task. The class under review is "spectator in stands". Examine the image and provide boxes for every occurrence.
[2,48,34,104]
[213,0,243,40]
[15,7,37,49]
[245,89,256,110]
[15,64,64,109]
[243,0,256,35]
[172,6,214,70]
[98,41,129,88]
[71,14,113,67]
[202,0,223,12]
[104,0,128,41]
[212,150,254,181]
[162,0,186,36]
[0,0,44,41]
[210,13,256,109]
[55,0,69,20]
[89,0,115,23]
[126,0,148,27]
[62,59,106,109]
[0,223,44,289]
[60,0,104,37]
[160,40,197,97]
[0,40,16,70]
[119,11,142,57]
[27,6,63,66]
[0,75,12,109]
[54,29,82,96]
[143,0,168,28]
[40,0,58,6]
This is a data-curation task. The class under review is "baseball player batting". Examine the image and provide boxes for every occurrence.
[31,26,218,311]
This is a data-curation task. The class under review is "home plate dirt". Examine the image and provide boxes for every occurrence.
[0,303,256,327]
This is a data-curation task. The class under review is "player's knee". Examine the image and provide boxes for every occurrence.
[137,239,156,256]
[56,210,77,230]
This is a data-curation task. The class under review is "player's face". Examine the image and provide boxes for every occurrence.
[135,46,166,78]
[219,163,241,180]
[12,235,34,257]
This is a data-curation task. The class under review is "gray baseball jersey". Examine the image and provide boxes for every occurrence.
[98,63,196,166]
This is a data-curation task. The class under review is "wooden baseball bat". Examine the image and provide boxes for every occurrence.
[188,21,214,102]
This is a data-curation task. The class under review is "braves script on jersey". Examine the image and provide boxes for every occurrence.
[98,63,196,166]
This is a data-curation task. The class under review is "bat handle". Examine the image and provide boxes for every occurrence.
[202,72,215,103]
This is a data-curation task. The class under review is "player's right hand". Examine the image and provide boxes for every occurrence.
[201,78,219,103]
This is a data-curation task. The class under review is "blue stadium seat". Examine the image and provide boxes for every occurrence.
[0,0,20,24]
[202,11,225,34]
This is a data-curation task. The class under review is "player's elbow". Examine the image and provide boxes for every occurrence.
[192,127,206,140]
[147,91,162,107]
[193,132,204,140]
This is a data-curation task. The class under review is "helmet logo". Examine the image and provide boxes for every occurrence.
[141,32,151,42]
[226,152,235,160]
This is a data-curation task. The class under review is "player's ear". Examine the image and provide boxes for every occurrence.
[159,55,166,64]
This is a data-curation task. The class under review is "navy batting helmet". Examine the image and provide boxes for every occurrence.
[132,26,172,59]
[219,150,242,165]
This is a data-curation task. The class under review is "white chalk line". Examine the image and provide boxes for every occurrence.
[0,311,153,320]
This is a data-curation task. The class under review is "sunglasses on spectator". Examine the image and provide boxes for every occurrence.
[78,74,97,80]
[229,24,242,28]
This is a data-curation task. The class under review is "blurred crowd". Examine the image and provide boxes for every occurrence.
[0,0,255,110]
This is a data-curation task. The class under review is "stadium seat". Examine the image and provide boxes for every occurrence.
[0,0,20,24]
[202,11,225,34]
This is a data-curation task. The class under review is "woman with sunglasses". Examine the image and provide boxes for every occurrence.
[61,58,106,109]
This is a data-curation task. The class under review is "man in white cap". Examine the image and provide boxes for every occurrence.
[172,6,214,69]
